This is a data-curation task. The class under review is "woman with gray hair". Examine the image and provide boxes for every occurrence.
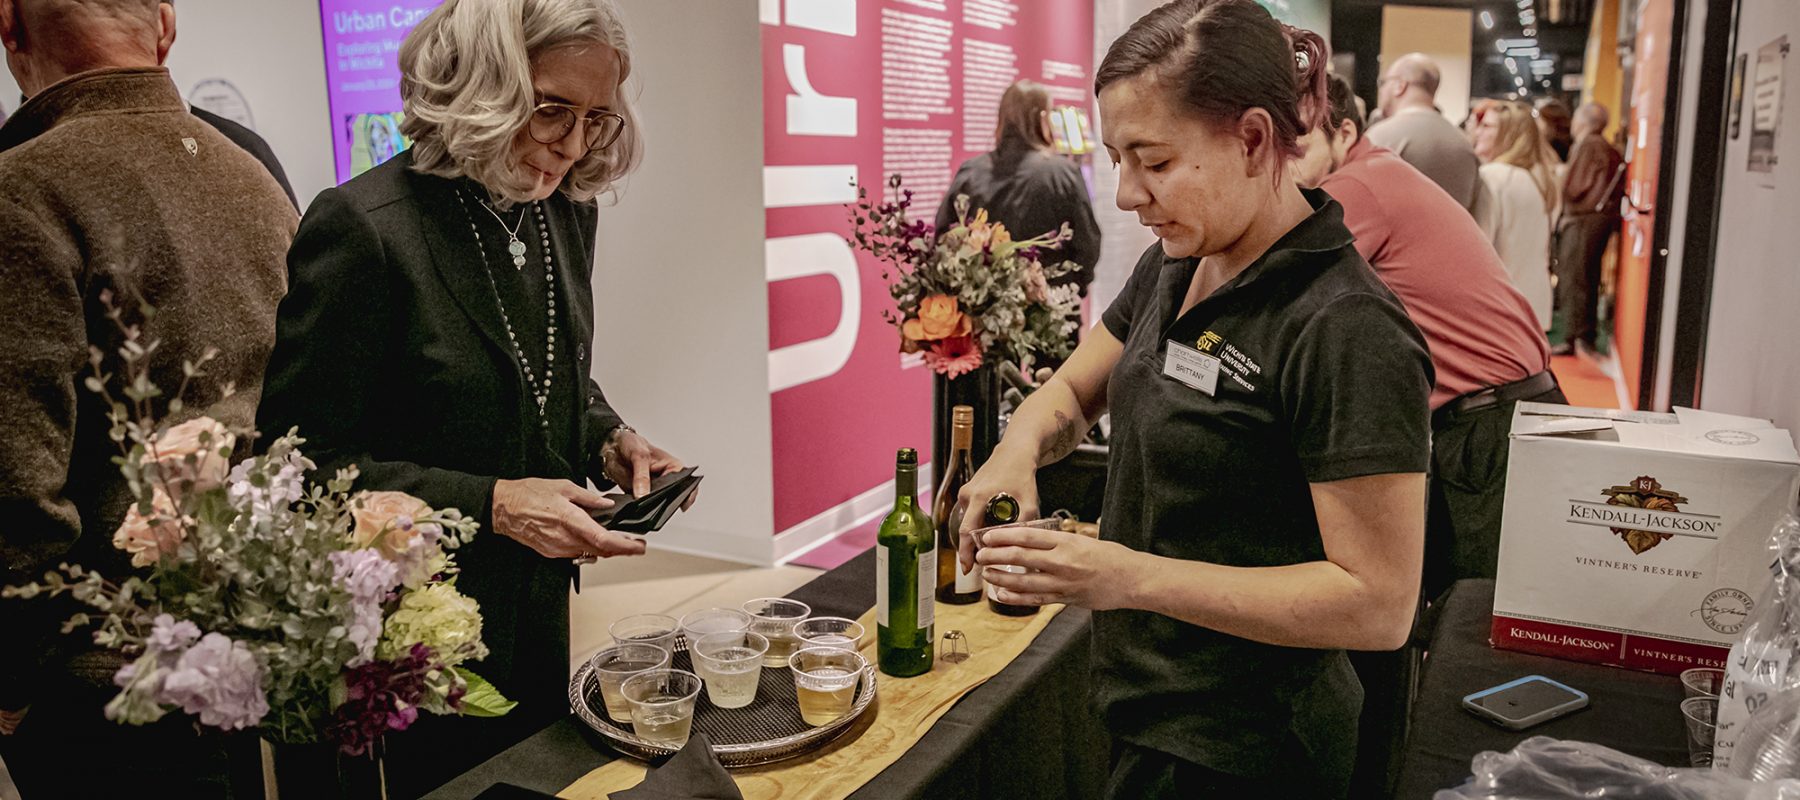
[257,0,688,792]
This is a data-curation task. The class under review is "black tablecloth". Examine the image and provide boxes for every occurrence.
[426,547,1109,799]
[1394,580,1689,799]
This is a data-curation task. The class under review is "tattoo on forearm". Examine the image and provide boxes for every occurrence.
[1038,410,1083,465]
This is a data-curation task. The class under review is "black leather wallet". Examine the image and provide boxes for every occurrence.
[590,466,702,534]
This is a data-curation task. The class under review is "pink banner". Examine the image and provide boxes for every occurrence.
[762,0,1096,536]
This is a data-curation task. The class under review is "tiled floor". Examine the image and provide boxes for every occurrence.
[0,549,822,800]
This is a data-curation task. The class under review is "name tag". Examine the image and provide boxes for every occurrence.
[1164,341,1220,396]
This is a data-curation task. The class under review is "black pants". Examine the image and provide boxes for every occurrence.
[1423,380,1567,601]
[1553,214,1615,348]
[0,674,234,799]
[1105,743,1295,799]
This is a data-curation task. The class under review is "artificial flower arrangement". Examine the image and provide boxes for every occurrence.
[849,173,1083,378]
[3,296,510,757]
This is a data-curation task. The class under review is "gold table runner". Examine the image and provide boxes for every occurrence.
[558,601,1066,800]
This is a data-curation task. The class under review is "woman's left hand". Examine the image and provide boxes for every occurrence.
[975,527,1143,611]
[603,429,697,508]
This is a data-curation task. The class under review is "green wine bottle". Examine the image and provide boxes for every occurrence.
[877,447,935,677]
[984,493,1039,617]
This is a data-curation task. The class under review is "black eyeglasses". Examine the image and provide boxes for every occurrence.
[527,101,626,151]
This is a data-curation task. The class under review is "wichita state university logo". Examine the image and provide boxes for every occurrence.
[1598,476,1692,555]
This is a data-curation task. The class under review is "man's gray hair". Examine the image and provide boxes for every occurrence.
[1574,102,1610,132]
[1393,53,1441,98]
[398,0,643,205]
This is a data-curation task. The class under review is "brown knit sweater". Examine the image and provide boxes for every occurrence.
[0,67,294,705]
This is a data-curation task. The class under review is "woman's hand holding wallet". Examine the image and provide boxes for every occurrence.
[491,477,647,560]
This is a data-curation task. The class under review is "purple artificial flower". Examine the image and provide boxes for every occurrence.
[330,548,401,665]
[147,614,202,653]
[157,632,270,730]
[328,643,441,756]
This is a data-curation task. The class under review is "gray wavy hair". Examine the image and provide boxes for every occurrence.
[398,0,643,204]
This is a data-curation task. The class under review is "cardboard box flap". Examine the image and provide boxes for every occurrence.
[1669,407,1799,463]
[1511,403,1800,464]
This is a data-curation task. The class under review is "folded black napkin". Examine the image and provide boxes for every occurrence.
[590,467,703,534]
[474,783,561,799]
[608,733,744,800]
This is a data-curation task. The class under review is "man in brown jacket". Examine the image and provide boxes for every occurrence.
[1552,103,1626,356]
[0,1,293,795]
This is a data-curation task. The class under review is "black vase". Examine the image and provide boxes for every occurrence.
[932,364,1001,483]
[250,739,388,800]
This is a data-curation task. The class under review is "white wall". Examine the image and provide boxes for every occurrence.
[1381,5,1474,124]
[1700,0,1800,432]
[590,0,773,565]
[0,1,335,207]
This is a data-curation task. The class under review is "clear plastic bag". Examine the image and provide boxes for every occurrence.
[1717,514,1800,774]
[1432,736,1800,799]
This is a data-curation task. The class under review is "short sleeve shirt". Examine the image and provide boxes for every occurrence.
[1093,191,1433,790]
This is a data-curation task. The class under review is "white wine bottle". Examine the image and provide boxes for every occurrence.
[877,447,935,677]
[935,406,981,604]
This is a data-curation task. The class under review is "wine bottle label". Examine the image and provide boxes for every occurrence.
[876,544,890,628]
[918,549,935,628]
[986,565,1027,601]
[954,545,981,593]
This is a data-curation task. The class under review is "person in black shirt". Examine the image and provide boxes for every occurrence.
[256,2,689,796]
[935,79,1100,367]
[958,2,1432,797]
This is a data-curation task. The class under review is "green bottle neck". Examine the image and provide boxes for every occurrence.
[894,466,919,509]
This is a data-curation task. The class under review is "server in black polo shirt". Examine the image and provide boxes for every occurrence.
[957,2,1432,797]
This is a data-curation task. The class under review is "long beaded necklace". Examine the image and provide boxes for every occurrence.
[456,190,559,430]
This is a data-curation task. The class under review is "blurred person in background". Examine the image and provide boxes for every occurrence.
[1534,97,1573,162]
[937,79,1102,369]
[1552,102,1625,358]
[1472,100,1557,333]
[1295,73,1556,596]
[1368,52,1480,209]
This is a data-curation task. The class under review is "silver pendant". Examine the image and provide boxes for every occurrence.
[508,238,526,257]
[512,255,527,268]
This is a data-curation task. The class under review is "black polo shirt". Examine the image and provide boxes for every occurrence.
[1094,190,1432,792]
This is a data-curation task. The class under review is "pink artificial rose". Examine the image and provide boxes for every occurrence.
[113,488,186,567]
[350,491,433,555]
[149,417,234,501]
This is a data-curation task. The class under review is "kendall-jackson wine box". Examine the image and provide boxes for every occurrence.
[1491,403,1800,674]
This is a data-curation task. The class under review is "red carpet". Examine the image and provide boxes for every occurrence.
[1551,353,1624,409]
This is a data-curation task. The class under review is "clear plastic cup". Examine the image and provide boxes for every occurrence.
[679,607,753,644]
[621,668,703,748]
[589,642,671,722]
[743,597,811,668]
[1680,667,1725,699]
[794,616,865,652]
[1680,695,1718,767]
[789,646,866,727]
[690,631,769,709]
[609,613,679,651]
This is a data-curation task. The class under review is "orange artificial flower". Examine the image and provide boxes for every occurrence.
[902,294,973,341]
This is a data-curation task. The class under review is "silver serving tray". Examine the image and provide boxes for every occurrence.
[567,638,879,768]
